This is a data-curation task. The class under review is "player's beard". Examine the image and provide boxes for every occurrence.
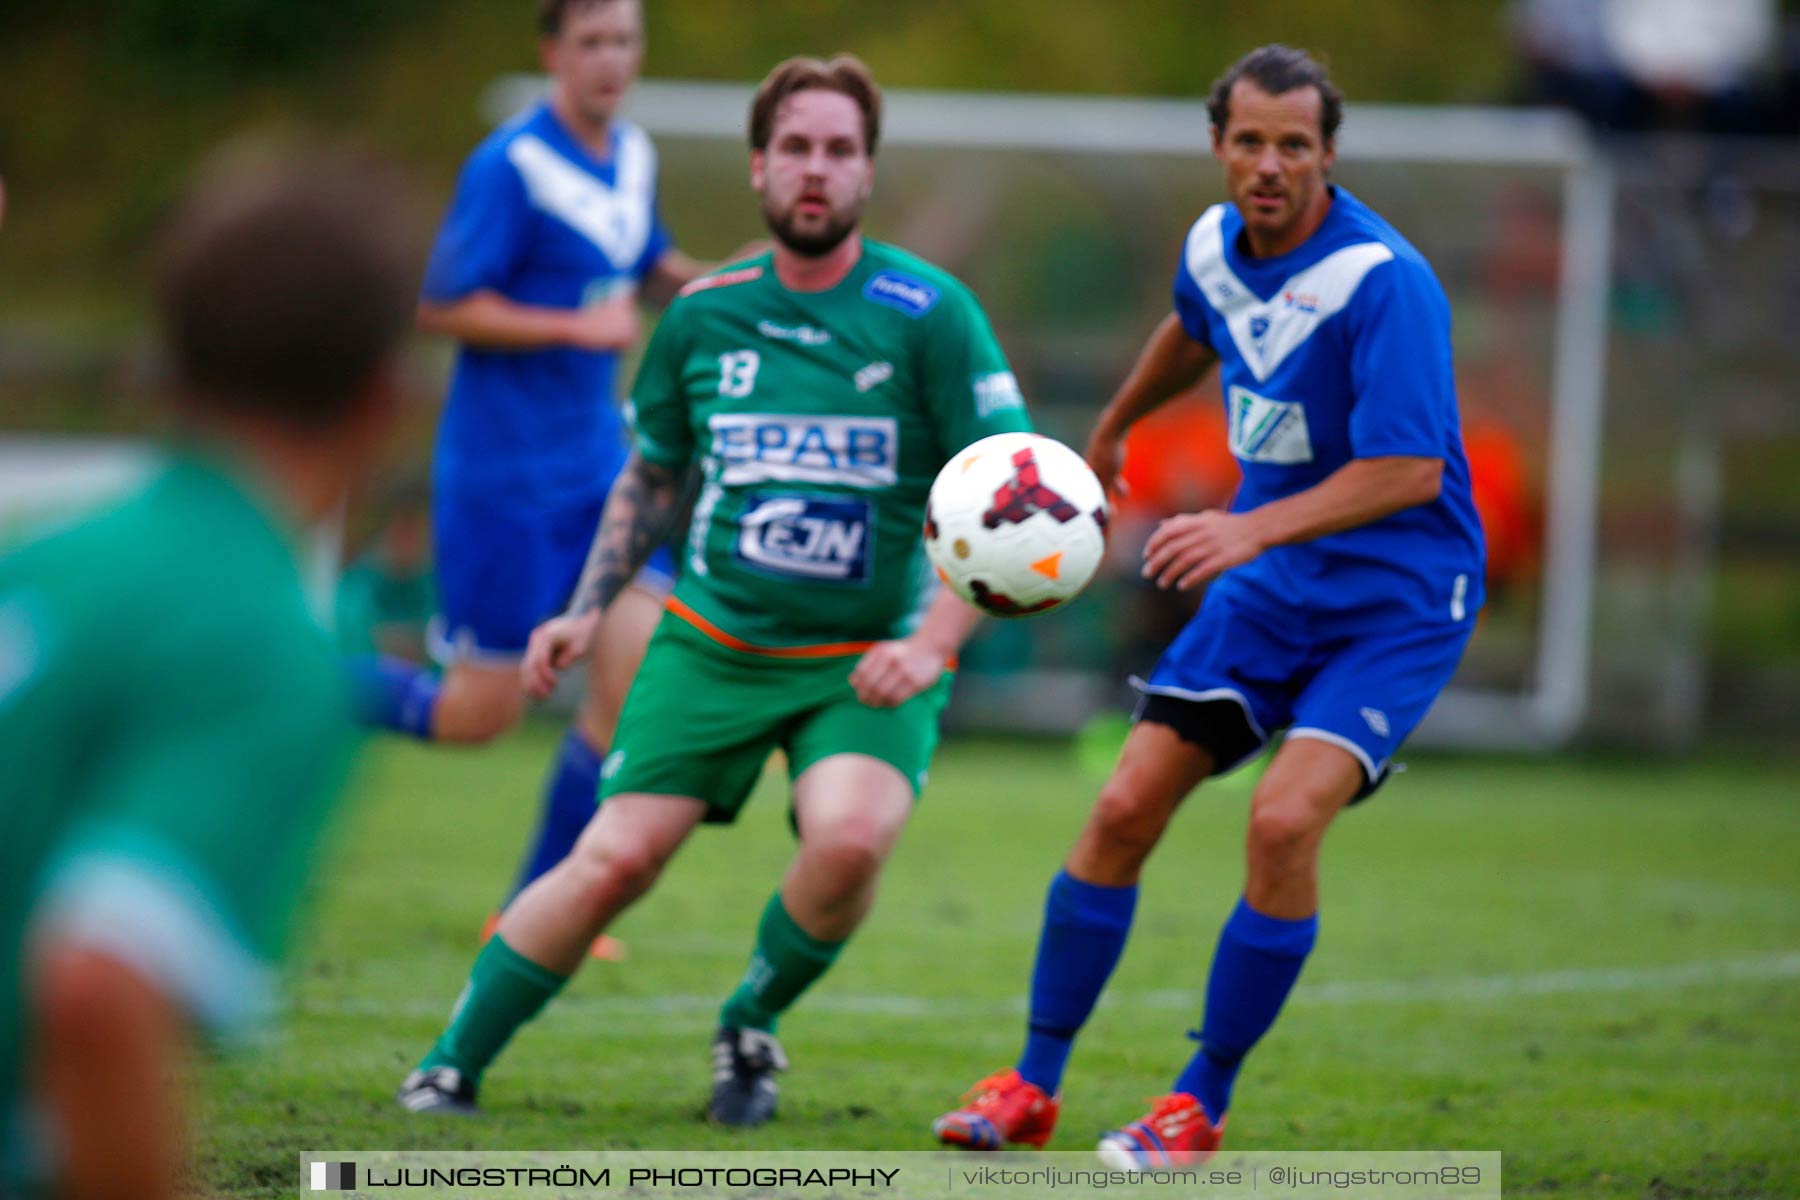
[761,196,860,258]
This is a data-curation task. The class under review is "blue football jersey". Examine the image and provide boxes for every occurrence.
[1171,186,1486,635]
[422,102,673,507]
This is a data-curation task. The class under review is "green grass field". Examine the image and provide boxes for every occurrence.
[197,728,1800,1198]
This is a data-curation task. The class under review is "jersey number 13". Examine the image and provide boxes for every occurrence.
[718,350,761,398]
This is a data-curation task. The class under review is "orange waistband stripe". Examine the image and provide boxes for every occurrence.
[666,596,879,659]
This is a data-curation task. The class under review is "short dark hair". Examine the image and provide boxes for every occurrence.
[748,54,883,157]
[1207,45,1343,143]
[156,145,420,432]
[538,0,633,38]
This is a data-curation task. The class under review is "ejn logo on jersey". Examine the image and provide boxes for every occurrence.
[1227,384,1314,464]
[709,414,898,488]
[735,494,872,584]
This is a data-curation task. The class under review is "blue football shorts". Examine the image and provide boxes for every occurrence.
[430,488,676,664]
[1132,586,1474,801]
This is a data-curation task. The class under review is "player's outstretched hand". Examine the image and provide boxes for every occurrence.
[521,610,602,699]
[1083,430,1129,500]
[567,294,640,351]
[1143,509,1265,591]
[850,638,945,709]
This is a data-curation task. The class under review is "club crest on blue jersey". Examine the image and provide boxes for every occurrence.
[862,271,939,317]
[1227,385,1314,465]
[708,414,898,488]
[734,493,872,584]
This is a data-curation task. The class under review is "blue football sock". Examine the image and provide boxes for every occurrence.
[1016,870,1138,1094]
[1176,896,1318,1123]
[344,655,439,739]
[506,728,604,900]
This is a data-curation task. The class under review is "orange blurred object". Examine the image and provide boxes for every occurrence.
[1116,388,1536,596]
[1461,418,1538,590]
[1117,388,1239,519]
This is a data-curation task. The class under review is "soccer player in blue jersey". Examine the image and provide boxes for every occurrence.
[349,0,718,927]
[935,45,1486,1166]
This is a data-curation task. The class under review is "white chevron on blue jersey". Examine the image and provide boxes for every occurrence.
[1183,204,1394,383]
[505,121,656,269]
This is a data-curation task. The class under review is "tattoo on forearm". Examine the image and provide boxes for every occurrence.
[569,453,683,615]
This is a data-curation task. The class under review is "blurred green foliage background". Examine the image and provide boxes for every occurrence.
[0,1,1515,312]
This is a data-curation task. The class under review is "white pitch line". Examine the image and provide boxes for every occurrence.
[1253,949,1800,1006]
[303,950,1800,1027]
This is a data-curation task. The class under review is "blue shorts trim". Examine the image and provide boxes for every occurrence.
[1134,589,1473,798]
[1285,726,1379,783]
[427,615,518,668]
[1128,680,1269,775]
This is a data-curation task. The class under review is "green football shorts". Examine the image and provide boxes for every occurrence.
[598,611,954,823]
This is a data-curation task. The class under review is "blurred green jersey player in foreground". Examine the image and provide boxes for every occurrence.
[0,150,416,1199]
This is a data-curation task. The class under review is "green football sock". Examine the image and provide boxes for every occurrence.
[718,892,845,1033]
[420,935,568,1083]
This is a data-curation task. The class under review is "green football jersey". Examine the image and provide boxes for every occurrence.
[0,451,352,1190]
[629,240,1033,649]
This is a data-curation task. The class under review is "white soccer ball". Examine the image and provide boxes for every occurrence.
[924,432,1110,617]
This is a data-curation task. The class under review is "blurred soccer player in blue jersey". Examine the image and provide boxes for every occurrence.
[348,0,723,939]
[935,45,1485,1166]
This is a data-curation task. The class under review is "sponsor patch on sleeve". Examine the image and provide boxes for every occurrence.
[972,370,1025,418]
[862,271,940,317]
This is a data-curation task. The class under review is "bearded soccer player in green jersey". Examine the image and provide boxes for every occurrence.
[398,54,1035,1128]
[0,154,414,1198]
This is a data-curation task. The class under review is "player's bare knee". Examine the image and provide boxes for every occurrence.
[568,837,665,909]
[1245,802,1318,865]
[1091,774,1169,857]
[805,833,888,900]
